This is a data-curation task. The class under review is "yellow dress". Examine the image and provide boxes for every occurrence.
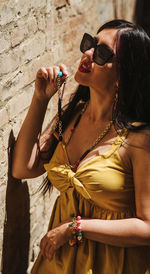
[31,132,150,274]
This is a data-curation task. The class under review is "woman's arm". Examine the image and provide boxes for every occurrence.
[12,65,68,179]
[39,216,150,262]
[81,218,150,247]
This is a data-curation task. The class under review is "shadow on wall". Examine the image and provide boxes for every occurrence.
[134,0,150,36]
[2,130,30,274]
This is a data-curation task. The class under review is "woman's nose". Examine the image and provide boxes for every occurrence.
[84,48,94,62]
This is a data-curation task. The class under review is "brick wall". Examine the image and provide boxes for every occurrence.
[0,0,136,273]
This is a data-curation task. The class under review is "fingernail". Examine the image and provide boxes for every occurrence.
[64,70,68,76]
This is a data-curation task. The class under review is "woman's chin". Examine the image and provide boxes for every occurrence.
[74,71,79,82]
[74,70,89,86]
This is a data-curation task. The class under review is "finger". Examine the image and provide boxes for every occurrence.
[46,67,54,84]
[42,239,55,262]
[44,241,52,259]
[40,237,44,250]
[37,67,48,80]
[40,237,47,256]
[41,242,51,260]
[47,245,55,262]
[59,64,68,77]
[53,66,60,82]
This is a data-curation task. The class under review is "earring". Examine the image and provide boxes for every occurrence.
[113,81,119,111]
[113,92,118,111]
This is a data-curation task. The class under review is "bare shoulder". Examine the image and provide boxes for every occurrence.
[126,127,150,160]
[127,128,150,149]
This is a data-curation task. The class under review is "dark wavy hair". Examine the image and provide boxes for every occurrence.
[39,19,150,194]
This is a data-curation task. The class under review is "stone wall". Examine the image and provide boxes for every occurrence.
[0,0,136,273]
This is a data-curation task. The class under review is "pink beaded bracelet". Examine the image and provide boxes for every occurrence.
[68,215,83,247]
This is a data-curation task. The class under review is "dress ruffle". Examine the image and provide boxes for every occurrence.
[31,189,150,274]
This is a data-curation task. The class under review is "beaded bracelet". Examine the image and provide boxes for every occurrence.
[68,214,83,247]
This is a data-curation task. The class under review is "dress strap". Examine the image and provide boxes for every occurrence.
[101,128,129,159]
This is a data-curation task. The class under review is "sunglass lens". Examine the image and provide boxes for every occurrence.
[94,44,114,65]
[80,33,94,53]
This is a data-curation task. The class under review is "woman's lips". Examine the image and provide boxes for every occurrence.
[78,60,92,73]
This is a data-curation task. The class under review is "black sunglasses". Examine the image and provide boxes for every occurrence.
[80,33,115,66]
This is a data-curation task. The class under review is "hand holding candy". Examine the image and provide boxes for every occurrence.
[34,64,68,102]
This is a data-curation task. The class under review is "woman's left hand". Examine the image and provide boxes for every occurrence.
[40,221,71,261]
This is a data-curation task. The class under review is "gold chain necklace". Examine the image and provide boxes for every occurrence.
[55,74,113,171]
[70,119,113,171]
[56,72,67,141]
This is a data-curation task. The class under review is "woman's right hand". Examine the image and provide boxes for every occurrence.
[34,64,68,102]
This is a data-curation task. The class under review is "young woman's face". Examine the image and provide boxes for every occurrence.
[74,28,118,93]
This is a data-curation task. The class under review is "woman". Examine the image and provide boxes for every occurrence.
[12,20,150,274]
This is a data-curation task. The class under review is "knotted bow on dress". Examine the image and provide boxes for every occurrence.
[44,134,135,213]
[44,162,91,200]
